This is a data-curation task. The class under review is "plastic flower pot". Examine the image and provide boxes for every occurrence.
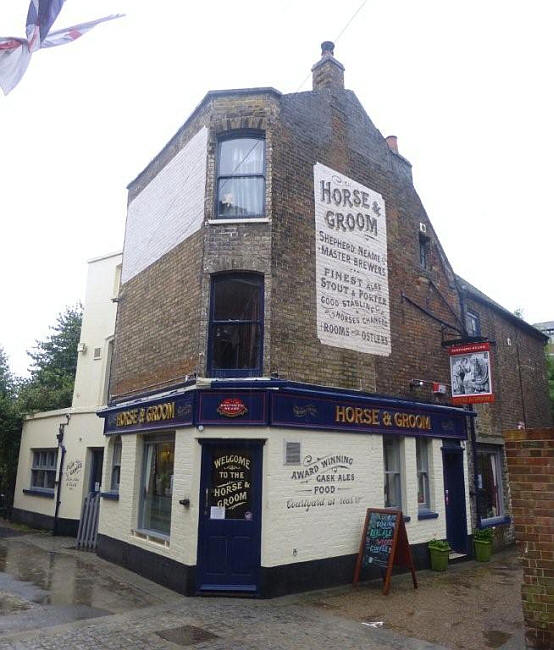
[474,539,493,562]
[428,543,450,571]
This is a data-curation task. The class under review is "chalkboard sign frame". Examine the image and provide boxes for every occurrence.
[353,508,417,595]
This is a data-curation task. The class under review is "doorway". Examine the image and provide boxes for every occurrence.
[196,440,263,593]
[442,442,468,553]
[89,448,104,494]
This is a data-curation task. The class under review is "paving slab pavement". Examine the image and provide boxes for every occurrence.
[0,526,524,649]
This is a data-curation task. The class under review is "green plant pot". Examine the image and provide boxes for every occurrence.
[429,546,449,571]
[474,539,493,562]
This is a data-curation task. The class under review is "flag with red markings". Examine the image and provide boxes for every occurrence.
[0,0,123,94]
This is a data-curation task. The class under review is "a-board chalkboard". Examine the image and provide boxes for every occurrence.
[353,508,417,595]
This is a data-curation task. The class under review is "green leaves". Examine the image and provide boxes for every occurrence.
[18,304,83,413]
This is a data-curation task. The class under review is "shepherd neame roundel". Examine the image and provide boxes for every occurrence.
[314,163,391,356]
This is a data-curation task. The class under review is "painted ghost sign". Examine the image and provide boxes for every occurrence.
[314,163,391,356]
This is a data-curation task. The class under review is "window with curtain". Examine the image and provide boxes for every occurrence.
[139,435,175,536]
[217,134,265,218]
[477,445,504,522]
[208,273,263,377]
[416,438,430,510]
[383,437,402,509]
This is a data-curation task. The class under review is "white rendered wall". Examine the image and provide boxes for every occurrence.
[14,252,121,522]
[121,126,208,285]
[98,426,472,569]
[13,410,106,521]
[73,251,121,409]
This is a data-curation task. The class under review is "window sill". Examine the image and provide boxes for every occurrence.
[418,509,439,520]
[132,528,170,547]
[23,488,55,498]
[100,491,119,501]
[207,218,270,225]
[479,516,511,529]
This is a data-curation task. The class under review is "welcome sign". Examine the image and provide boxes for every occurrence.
[314,163,391,356]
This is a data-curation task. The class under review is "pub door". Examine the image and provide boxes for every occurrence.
[442,441,468,553]
[196,440,263,593]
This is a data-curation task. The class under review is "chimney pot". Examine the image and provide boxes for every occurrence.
[386,135,399,154]
[312,41,345,90]
[321,41,335,57]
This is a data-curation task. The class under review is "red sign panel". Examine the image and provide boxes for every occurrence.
[449,341,494,405]
[216,398,249,418]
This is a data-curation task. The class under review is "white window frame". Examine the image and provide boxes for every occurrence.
[30,449,58,493]
[110,436,122,492]
[383,437,403,510]
[138,433,175,539]
[416,438,431,511]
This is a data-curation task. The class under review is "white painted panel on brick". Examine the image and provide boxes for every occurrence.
[314,163,391,355]
[121,127,208,284]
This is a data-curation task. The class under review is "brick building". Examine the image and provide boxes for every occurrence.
[96,43,550,597]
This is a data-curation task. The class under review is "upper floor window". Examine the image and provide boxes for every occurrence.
[217,134,265,218]
[419,233,430,270]
[465,310,481,337]
[208,273,263,377]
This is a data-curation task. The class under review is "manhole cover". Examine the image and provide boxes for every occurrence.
[156,625,219,646]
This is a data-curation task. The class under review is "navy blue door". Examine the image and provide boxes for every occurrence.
[197,441,263,593]
[442,443,468,553]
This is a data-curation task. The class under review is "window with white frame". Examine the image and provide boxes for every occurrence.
[216,133,265,218]
[31,449,58,492]
[383,437,402,509]
[465,310,481,337]
[416,438,430,510]
[139,434,175,537]
[110,436,122,492]
[477,445,504,522]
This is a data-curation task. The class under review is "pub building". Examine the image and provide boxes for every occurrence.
[95,42,551,597]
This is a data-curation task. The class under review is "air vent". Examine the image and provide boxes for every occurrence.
[419,222,427,234]
[93,347,102,360]
[285,441,301,465]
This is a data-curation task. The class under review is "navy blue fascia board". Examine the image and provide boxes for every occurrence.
[99,378,468,440]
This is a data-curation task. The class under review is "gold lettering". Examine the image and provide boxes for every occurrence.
[354,407,363,424]
[336,406,346,423]
[371,409,380,425]
[345,407,355,423]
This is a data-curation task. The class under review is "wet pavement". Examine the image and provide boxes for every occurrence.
[0,524,524,649]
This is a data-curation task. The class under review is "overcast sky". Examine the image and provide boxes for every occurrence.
[1,0,552,377]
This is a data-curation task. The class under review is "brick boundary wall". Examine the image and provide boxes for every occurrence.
[505,428,554,649]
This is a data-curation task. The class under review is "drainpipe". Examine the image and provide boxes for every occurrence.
[53,414,70,536]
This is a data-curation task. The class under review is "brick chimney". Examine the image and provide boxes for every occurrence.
[312,41,345,90]
[386,135,399,154]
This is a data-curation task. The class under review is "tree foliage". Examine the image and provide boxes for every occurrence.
[18,304,83,413]
[0,348,22,504]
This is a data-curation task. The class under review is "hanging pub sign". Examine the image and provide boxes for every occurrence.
[449,341,494,404]
[353,508,417,595]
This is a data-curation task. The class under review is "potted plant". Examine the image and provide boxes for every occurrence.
[428,539,451,571]
[473,527,493,562]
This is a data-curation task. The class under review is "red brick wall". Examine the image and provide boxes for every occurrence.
[505,428,554,649]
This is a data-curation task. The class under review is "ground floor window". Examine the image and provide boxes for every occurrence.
[139,434,175,536]
[416,438,430,510]
[31,449,58,492]
[383,437,402,509]
[110,437,122,492]
[476,445,504,522]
